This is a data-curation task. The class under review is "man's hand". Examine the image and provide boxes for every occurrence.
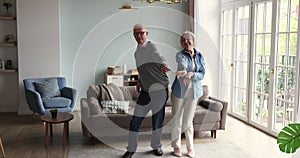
[136,82,142,93]
[160,64,171,73]
[183,72,194,86]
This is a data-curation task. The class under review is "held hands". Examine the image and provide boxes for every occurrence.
[183,72,194,86]
[175,70,193,86]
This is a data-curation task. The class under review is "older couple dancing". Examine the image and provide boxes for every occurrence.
[122,24,205,158]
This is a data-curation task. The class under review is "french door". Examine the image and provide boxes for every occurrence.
[220,0,299,136]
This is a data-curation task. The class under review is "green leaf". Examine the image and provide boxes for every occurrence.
[277,123,300,153]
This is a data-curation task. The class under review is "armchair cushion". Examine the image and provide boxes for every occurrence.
[43,97,71,109]
[34,78,61,99]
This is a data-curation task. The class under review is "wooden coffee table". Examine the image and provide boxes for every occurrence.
[40,112,74,147]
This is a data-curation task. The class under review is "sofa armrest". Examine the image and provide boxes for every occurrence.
[81,98,93,137]
[199,98,223,112]
[81,98,90,124]
[209,96,228,130]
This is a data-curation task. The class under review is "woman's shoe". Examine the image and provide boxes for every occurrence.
[187,148,195,158]
[173,148,182,157]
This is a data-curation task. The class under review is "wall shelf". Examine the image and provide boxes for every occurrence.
[0,16,16,20]
[0,42,17,46]
[105,73,139,86]
[0,69,17,73]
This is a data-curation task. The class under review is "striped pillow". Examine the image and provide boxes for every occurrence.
[101,100,129,114]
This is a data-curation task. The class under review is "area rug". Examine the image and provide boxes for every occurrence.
[68,142,256,158]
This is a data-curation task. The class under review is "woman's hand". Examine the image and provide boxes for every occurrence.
[183,72,194,86]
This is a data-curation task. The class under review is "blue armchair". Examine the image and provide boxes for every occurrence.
[23,77,77,115]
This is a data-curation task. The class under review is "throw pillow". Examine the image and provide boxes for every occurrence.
[87,84,100,100]
[119,86,133,101]
[106,83,125,101]
[99,84,112,101]
[101,100,129,114]
[34,78,61,99]
[126,86,139,100]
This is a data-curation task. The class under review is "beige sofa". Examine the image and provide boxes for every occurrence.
[80,84,228,144]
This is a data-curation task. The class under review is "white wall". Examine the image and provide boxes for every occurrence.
[60,0,221,109]
[195,0,220,97]
[17,0,60,114]
[60,0,187,110]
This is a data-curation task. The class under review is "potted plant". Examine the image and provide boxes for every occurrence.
[50,108,58,118]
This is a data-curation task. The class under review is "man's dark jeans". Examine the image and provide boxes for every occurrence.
[126,88,168,152]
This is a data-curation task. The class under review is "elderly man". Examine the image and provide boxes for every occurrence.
[122,24,170,158]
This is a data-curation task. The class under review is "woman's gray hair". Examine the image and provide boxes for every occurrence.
[181,31,195,43]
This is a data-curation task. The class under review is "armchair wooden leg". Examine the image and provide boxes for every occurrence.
[0,137,5,158]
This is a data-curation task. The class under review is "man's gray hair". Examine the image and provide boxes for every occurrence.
[133,24,148,31]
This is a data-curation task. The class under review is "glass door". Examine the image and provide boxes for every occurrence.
[220,9,234,111]
[273,0,298,132]
[220,0,299,136]
[232,5,250,119]
[251,1,272,128]
[250,0,298,134]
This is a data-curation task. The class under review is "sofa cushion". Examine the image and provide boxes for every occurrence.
[88,97,101,115]
[34,78,61,99]
[200,98,223,112]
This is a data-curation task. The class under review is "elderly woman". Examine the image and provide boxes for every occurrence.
[171,31,205,157]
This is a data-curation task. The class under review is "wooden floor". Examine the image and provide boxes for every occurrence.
[0,111,292,158]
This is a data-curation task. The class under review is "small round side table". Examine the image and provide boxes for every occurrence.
[40,112,74,148]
